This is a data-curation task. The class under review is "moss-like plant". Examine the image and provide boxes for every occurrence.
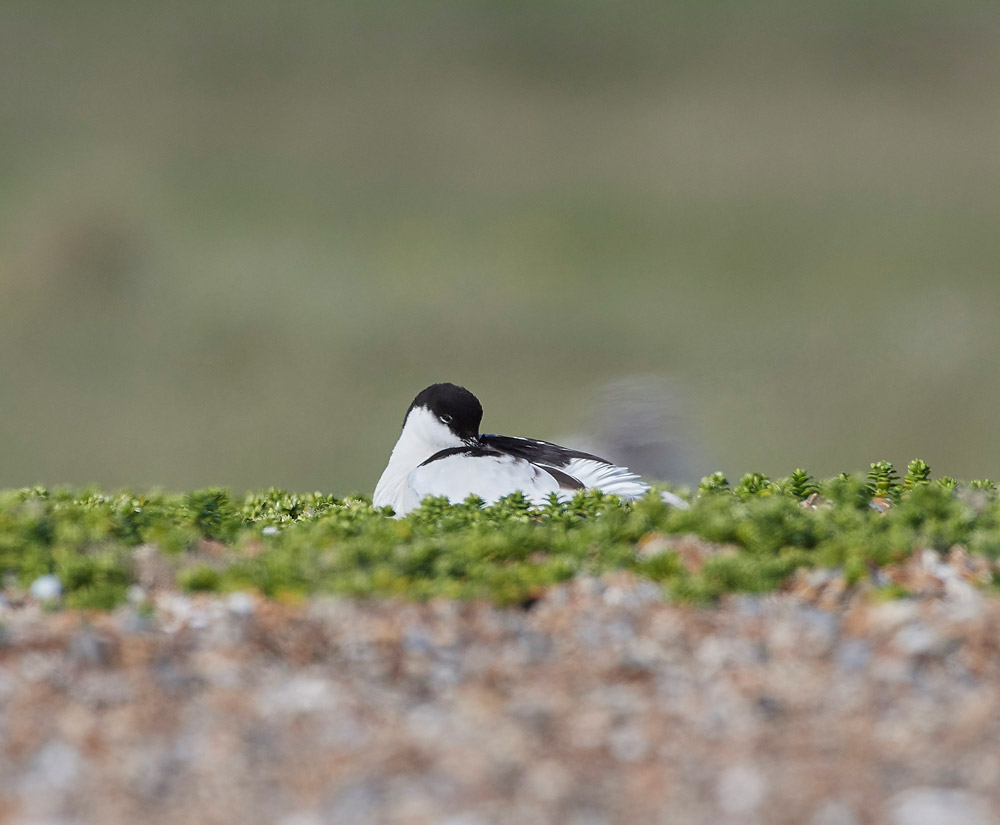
[867,460,902,501]
[782,469,818,501]
[1,459,999,609]
[903,459,931,490]
[180,565,223,593]
[734,472,774,499]
[698,472,729,495]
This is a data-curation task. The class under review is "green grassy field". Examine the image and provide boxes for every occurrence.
[3,460,998,610]
[3,2,1000,493]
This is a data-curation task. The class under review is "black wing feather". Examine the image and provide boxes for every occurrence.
[419,445,504,467]
[479,434,611,469]
[539,465,585,491]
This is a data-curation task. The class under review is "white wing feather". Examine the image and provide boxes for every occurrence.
[558,457,649,499]
[403,453,561,511]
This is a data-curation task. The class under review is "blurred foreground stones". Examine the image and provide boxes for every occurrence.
[1,569,999,825]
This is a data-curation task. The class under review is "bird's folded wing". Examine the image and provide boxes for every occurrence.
[480,434,649,500]
[405,452,562,509]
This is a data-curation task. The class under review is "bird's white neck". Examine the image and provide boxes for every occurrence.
[373,407,466,510]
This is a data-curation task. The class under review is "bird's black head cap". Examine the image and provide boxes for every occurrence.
[406,383,483,441]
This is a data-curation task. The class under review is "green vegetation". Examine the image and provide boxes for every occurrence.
[2,461,999,609]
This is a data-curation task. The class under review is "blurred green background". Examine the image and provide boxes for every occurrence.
[3,1,1000,493]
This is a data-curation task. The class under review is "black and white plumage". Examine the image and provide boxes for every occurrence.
[373,383,661,516]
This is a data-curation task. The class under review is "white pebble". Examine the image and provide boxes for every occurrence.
[227,592,255,616]
[29,574,63,601]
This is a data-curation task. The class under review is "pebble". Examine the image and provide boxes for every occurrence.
[636,533,673,558]
[943,579,983,619]
[893,622,949,658]
[732,594,767,616]
[69,628,114,666]
[575,577,606,597]
[257,675,337,716]
[118,607,157,635]
[277,813,325,825]
[608,725,648,763]
[0,577,998,824]
[27,741,81,793]
[835,639,871,671]
[886,787,995,825]
[811,800,861,825]
[806,568,840,588]
[716,764,767,815]
[322,782,383,823]
[226,592,255,616]
[441,815,491,825]
[126,585,147,605]
[29,575,63,602]
[870,600,919,631]
[796,605,840,648]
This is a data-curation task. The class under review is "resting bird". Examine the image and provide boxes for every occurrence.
[373,382,675,516]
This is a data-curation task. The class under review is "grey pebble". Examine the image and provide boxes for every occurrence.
[69,628,114,666]
[886,787,995,825]
[835,639,871,671]
[811,800,861,825]
[893,623,950,658]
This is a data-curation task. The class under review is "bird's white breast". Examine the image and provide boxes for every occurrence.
[373,406,465,512]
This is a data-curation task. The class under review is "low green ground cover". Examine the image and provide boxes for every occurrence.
[1,461,998,610]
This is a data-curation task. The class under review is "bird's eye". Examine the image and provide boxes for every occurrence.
[439,414,453,424]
